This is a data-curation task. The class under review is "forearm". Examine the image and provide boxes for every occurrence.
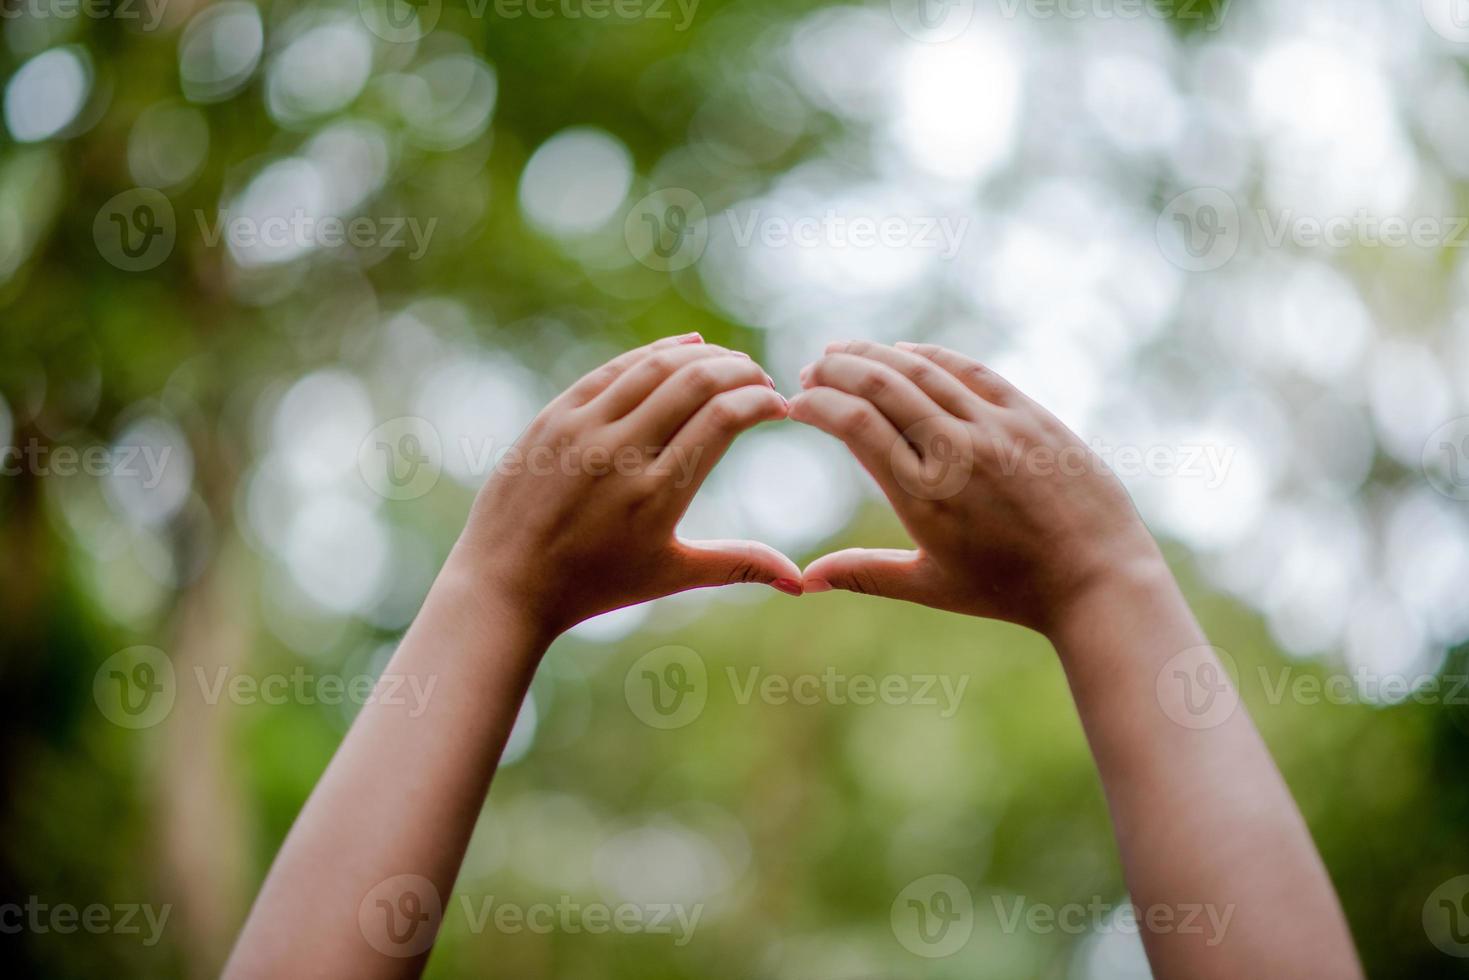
[1049,552,1361,979]
[223,547,543,979]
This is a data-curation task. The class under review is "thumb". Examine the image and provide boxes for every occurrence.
[672,539,805,596]
[802,548,934,602]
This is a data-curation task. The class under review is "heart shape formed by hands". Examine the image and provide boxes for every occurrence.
[461,334,1156,639]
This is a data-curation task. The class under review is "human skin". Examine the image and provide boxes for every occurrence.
[222,333,798,978]
[224,336,1362,980]
[790,340,1363,979]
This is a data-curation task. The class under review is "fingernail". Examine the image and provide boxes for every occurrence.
[678,332,703,344]
[804,578,832,593]
[733,351,751,359]
[895,341,917,351]
[772,578,803,596]
[777,393,790,411]
[764,373,776,388]
[799,365,812,385]
[824,341,849,354]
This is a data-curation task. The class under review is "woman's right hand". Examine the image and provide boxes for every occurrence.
[452,333,801,643]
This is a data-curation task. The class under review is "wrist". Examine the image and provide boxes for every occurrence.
[1042,536,1178,647]
[434,542,557,660]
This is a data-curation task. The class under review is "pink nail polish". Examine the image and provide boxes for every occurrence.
[678,332,703,344]
[772,578,803,596]
[804,578,833,593]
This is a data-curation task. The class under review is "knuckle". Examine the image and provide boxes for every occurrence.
[858,370,888,398]
[648,351,680,375]
[705,397,742,431]
[840,405,873,436]
[681,362,719,391]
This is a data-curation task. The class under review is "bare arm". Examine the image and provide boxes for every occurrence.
[223,333,799,978]
[790,340,1361,979]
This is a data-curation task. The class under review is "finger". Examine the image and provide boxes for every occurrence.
[786,386,915,497]
[802,548,935,602]
[654,384,786,498]
[799,353,946,434]
[560,332,704,408]
[669,539,804,596]
[618,356,775,446]
[894,342,1022,407]
[589,343,749,421]
[823,340,983,419]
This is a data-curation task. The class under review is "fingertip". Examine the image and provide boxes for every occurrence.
[803,577,833,593]
[771,578,804,597]
[894,341,918,351]
[677,331,704,344]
